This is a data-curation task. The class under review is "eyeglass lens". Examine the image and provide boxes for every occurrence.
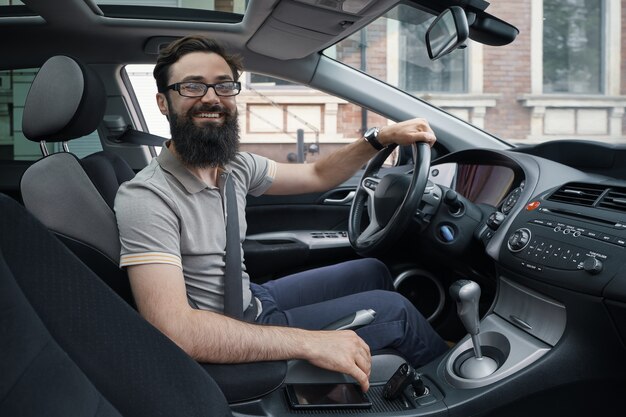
[178,82,239,97]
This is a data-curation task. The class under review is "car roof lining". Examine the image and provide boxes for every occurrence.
[2,0,517,71]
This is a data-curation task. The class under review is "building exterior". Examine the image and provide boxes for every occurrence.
[1,0,625,163]
[233,0,626,162]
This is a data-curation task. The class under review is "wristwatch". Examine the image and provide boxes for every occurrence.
[363,126,386,151]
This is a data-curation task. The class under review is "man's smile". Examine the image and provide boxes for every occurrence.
[192,110,226,124]
[196,112,221,119]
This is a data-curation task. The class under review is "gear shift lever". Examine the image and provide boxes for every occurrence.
[450,280,483,358]
[449,280,497,379]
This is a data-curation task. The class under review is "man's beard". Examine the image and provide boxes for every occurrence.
[168,103,240,168]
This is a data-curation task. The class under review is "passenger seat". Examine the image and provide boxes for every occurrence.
[19,55,135,303]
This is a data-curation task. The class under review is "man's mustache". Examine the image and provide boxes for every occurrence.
[188,104,232,117]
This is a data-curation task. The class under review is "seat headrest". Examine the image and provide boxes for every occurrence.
[22,55,106,143]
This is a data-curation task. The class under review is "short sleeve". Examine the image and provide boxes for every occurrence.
[233,152,276,197]
[114,180,182,269]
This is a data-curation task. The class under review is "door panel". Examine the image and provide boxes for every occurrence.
[244,183,361,283]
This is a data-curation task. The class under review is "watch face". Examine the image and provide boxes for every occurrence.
[364,127,378,138]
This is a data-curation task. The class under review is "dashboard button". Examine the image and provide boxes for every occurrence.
[598,234,613,243]
[526,201,540,211]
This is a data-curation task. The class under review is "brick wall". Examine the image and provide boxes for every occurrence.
[337,103,389,139]
[335,21,389,137]
[483,0,533,141]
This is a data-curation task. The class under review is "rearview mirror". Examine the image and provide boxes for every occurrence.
[426,6,469,60]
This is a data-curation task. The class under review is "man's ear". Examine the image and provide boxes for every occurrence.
[156,92,169,116]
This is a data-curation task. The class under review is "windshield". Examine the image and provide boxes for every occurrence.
[325,1,625,145]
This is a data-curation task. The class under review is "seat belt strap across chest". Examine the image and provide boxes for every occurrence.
[223,174,244,319]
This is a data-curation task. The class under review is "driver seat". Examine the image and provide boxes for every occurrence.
[18,55,287,403]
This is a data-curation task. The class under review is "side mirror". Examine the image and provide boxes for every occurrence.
[426,6,469,60]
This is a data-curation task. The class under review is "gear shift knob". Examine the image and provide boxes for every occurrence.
[449,279,481,336]
[449,280,498,378]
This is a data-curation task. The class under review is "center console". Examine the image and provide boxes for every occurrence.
[442,278,563,389]
[498,193,626,296]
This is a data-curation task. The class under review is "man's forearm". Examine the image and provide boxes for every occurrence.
[180,309,311,363]
[311,136,378,191]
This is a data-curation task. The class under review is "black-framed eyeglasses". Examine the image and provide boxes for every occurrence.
[167,81,241,97]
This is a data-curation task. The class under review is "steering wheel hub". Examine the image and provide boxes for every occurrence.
[348,143,431,256]
[374,174,412,226]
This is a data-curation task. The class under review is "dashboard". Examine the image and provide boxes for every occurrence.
[429,162,516,207]
[426,146,626,349]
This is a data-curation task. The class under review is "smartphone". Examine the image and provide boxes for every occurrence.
[285,383,372,409]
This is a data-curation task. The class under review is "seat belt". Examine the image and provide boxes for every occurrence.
[223,174,244,320]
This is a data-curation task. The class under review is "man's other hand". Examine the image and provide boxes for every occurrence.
[302,330,372,392]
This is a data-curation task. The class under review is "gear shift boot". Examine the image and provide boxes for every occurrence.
[459,355,498,378]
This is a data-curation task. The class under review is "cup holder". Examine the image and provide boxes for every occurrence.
[394,269,445,323]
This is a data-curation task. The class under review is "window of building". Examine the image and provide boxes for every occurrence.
[249,74,295,87]
[543,0,603,94]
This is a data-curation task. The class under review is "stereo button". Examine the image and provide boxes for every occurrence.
[598,234,613,243]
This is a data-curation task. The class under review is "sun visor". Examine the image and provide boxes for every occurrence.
[247,17,334,60]
[247,0,366,60]
[273,0,359,35]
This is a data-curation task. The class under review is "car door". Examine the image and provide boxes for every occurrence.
[244,174,362,283]
[237,74,403,282]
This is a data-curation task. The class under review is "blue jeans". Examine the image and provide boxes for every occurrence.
[250,258,448,367]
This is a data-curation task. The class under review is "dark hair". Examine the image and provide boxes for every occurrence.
[153,35,243,93]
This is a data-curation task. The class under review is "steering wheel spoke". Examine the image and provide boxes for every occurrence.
[361,176,380,195]
[356,216,383,246]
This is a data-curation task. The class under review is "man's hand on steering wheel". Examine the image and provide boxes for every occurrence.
[349,118,436,256]
[377,118,437,149]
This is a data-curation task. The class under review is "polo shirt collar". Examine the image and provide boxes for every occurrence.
[156,141,231,194]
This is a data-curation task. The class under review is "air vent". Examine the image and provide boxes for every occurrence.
[598,187,626,213]
[548,183,606,207]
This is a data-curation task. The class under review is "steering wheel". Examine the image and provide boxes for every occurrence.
[348,142,431,256]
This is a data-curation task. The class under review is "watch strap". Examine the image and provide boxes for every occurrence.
[363,127,385,151]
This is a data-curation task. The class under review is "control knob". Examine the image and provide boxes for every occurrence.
[507,228,531,252]
[487,211,506,230]
[582,257,603,275]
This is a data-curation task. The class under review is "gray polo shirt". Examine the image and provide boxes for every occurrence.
[114,143,276,313]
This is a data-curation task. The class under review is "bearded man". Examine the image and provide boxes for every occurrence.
[114,35,447,391]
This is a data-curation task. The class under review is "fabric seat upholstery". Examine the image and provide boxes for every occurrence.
[0,193,232,417]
